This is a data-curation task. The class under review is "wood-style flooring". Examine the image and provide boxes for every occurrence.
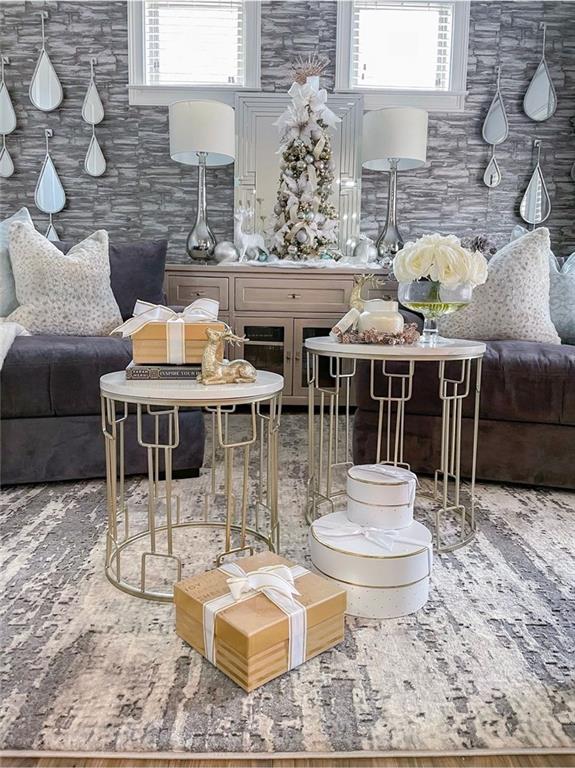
[1,752,574,768]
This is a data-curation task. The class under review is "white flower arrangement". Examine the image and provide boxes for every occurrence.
[393,233,488,288]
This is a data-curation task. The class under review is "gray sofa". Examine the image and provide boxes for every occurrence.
[0,239,205,485]
[353,338,575,489]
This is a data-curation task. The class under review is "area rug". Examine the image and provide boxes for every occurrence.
[1,414,574,753]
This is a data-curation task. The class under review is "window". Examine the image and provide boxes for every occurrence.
[128,0,261,106]
[336,0,470,111]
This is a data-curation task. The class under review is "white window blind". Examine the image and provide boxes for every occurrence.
[144,0,245,87]
[351,1,454,91]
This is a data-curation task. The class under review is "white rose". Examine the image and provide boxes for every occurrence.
[392,248,414,282]
[466,249,488,286]
[393,239,435,281]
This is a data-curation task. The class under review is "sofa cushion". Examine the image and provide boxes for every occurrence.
[55,238,167,320]
[356,340,575,427]
[1,334,132,419]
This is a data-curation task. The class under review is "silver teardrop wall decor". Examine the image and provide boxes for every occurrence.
[85,131,106,177]
[29,12,63,112]
[0,57,16,135]
[483,147,502,189]
[0,56,16,178]
[524,23,557,122]
[520,140,551,226]
[45,214,59,241]
[0,139,15,179]
[83,59,106,177]
[482,67,509,146]
[35,129,66,217]
[82,59,104,125]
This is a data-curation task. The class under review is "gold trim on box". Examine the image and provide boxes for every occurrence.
[347,494,412,509]
[312,562,430,589]
[310,526,429,559]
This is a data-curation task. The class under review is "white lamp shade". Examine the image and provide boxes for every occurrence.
[362,107,428,171]
[169,100,235,167]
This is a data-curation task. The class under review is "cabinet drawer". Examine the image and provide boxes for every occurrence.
[165,275,229,310]
[235,278,350,313]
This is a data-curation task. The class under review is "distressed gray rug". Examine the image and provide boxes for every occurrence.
[1,414,574,753]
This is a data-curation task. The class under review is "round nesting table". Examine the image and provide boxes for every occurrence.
[100,371,283,601]
[304,337,486,552]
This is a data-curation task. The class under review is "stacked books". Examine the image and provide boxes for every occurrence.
[125,361,201,380]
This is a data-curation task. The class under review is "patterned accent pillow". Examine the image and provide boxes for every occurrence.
[0,207,33,317]
[440,228,560,344]
[550,253,575,344]
[7,223,122,336]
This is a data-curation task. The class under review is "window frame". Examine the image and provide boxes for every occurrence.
[335,0,470,112]
[127,0,261,106]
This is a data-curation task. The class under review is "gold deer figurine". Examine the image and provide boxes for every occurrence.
[349,274,385,312]
[198,327,257,385]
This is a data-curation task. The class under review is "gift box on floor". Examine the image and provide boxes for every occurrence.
[347,464,417,530]
[174,551,347,692]
[310,511,432,619]
[112,298,225,365]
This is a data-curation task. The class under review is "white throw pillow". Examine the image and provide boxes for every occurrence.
[0,207,34,316]
[440,228,560,344]
[550,253,575,344]
[7,223,122,336]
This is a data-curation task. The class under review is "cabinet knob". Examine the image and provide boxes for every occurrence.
[285,352,292,362]
[194,291,206,297]
[289,293,301,299]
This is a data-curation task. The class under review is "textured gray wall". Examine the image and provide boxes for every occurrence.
[0,0,574,262]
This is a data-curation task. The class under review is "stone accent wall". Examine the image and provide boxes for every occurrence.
[0,0,573,262]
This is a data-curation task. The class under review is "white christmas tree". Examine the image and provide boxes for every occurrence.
[271,55,341,260]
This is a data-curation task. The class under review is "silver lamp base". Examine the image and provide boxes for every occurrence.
[376,160,403,267]
[186,151,217,262]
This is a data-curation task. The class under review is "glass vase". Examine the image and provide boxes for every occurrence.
[398,280,473,345]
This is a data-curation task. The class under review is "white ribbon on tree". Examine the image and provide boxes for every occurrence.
[312,520,433,575]
[202,562,309,670]
[110,298,220,365]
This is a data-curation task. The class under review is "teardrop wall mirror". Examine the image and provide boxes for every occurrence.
[0,56,16,178]
[35,128,66,215]
[82,58,106,177]
[29,12,63,112]
[524,22,557,122]
[482,67,509,146]
[82,58,104,125]
[520,139,551,226]
[483,146,502,188]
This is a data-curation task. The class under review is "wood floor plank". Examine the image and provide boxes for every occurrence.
[1,753,574,768]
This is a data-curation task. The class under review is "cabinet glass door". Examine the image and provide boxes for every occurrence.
[293,317,347,399]
[233,317,293,394]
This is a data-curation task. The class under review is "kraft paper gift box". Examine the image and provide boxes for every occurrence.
[112,297,225,365]
[174,551,347,692]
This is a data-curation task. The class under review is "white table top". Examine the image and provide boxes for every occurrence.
[305,336,486,361]
[100,370,284,406]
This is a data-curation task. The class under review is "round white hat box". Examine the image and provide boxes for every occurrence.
[347,464,417,530]
[309,511,432,619]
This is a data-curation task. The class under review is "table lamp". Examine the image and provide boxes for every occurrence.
[362,107,428,264]
[169,100,235,261]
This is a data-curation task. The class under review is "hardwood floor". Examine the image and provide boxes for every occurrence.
[1,752,574,768]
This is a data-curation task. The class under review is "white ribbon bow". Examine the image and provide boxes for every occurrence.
[111,298,219,338]
[312,520,433,574]
[202,562,309,671]
[226,564,300,603]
